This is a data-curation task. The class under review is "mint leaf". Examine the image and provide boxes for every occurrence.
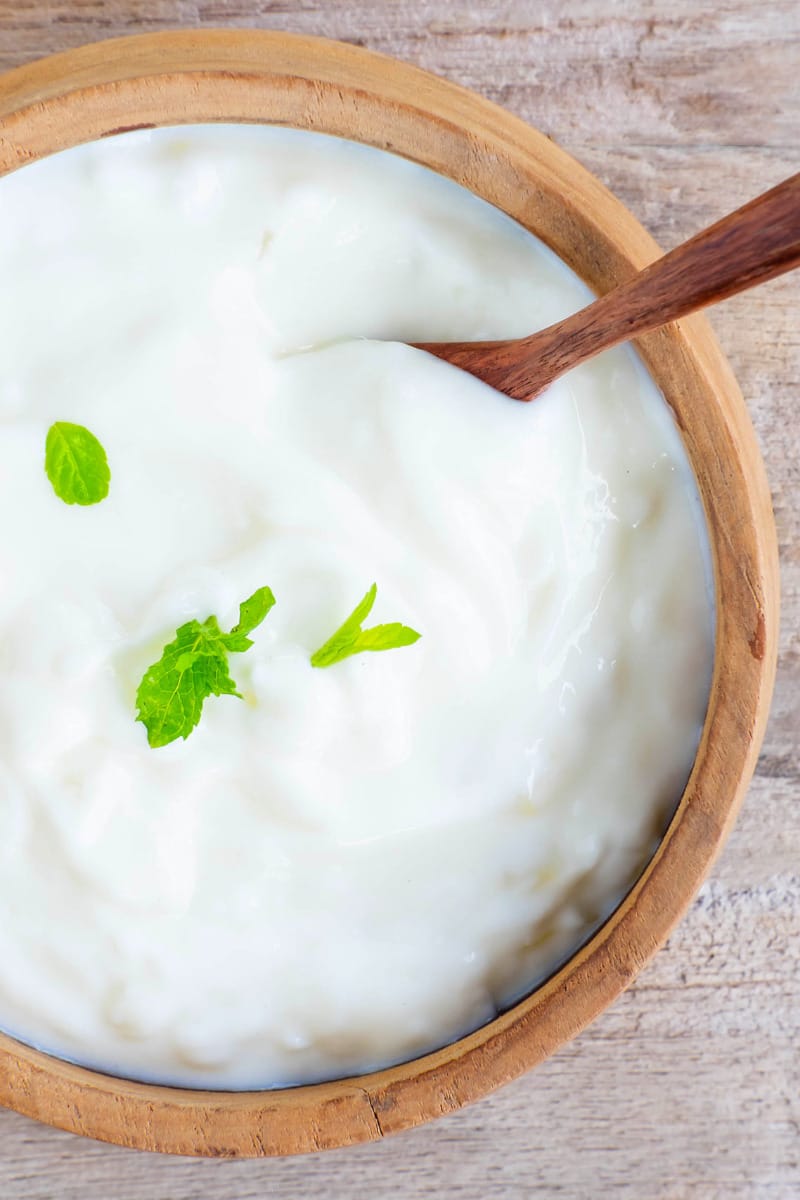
[45,421,110,506]
[223,586,276,651]
[311,583,421,668]
[343,623,421,653]
[136,588,274,748]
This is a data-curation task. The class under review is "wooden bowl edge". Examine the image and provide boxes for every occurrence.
[0,29,780,1157]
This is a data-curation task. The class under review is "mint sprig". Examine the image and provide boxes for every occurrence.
[135,587,275,748]
[310,583,420,668]
[45,421,110,506]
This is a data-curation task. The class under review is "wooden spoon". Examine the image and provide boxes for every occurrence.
[414,173,800,400]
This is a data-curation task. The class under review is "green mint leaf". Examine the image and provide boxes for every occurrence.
[310,583,421,668]
[45,421,110,506]
[345,623,421,653]
[227,586,276,640]
[135,588,275,748]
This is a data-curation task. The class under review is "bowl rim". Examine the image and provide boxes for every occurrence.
[0,28,779,1158]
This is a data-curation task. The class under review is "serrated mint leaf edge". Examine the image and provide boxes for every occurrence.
[231,586,276,638]
[135,588,275,748]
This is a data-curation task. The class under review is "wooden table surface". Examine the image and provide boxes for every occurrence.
[0,2,797,1196]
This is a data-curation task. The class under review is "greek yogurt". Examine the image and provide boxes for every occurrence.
[0,126,713,1087]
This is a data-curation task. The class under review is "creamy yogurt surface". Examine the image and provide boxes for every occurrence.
[0,126,713,1087]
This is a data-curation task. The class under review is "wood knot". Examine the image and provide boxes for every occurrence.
[748,610,766,661]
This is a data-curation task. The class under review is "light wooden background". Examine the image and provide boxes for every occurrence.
[0,2,797,1197]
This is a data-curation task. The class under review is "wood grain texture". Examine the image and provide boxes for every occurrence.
[0,0,797,1195]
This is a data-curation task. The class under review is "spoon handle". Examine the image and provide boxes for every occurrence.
[418,172,800,400]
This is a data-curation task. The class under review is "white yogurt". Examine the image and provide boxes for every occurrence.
[0,127,713,1087]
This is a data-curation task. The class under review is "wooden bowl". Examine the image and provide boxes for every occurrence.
[0,30,779,1157]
